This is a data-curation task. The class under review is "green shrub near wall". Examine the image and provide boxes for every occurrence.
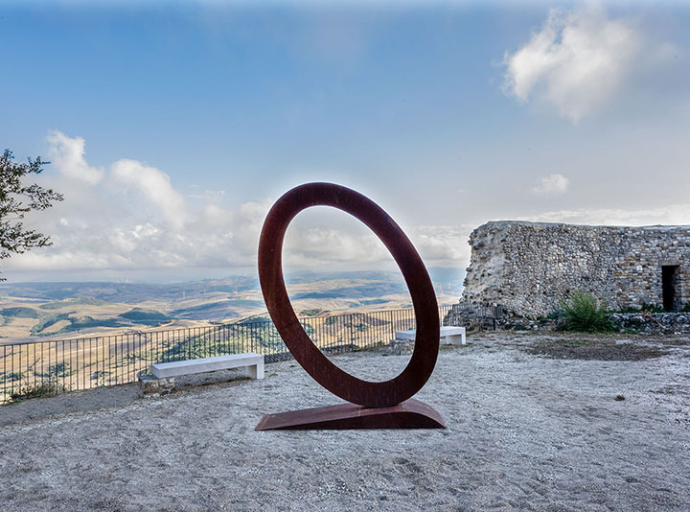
[556,291,614,333]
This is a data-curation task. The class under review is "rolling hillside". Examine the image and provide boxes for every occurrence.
[0,268,463,341]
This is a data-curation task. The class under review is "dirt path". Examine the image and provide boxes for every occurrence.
[1,332,689,511]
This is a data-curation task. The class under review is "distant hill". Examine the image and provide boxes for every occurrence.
[0,268,464,303]
[0,268,464,340]
[0,307,40,318]
[0,276,259,303]
[120,308,172,325]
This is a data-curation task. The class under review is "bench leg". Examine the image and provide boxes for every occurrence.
[247,361,265,380]
[440,334,466,346]
[138,375,175,397]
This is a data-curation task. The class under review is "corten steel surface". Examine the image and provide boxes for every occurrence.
[255,399,445,430]
[257,182,443,429]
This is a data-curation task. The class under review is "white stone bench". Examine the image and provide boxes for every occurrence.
[139,353,264,397]
[395,326,466,346]
[152,353,264,379]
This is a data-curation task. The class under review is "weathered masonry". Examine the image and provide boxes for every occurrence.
[462,221,690,318]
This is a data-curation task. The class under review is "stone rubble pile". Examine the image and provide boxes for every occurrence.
[445,300,690,334]
[609,312,690,333]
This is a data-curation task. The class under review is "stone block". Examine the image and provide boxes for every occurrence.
[138,374,176,398]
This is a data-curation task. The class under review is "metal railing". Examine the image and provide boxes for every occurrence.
[442,301,505,331]
[1,305,455,404]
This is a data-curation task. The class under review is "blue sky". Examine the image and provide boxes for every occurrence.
[1,1,689,282]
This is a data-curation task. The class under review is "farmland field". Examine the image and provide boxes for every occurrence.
[0,270,462,403]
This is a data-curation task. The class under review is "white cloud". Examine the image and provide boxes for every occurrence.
[409,225,470,264]
[284,227,388,267]
[531,173,569,195]
[5,133,232,274]
[521,203,690,227]
[202,204,233,229]
[21,132,690,281]
[502,7,641,122]
[6,132,476,277]
[46,131,105,184]
[281,223,472,271]
[111,159,188,230]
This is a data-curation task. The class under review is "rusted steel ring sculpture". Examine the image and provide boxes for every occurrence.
[258,182,440,408]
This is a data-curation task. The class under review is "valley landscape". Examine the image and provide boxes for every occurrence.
[0,269,462,403]
[0,269,462,342]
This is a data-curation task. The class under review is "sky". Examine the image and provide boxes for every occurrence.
[1,0,689,283]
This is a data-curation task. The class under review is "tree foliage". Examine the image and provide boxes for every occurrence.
[0,149,63,280]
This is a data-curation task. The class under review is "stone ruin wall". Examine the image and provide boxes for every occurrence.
[461,221,690,319]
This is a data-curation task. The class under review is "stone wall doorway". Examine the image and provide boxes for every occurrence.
[662,265,680,311]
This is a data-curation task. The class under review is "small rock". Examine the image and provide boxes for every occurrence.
[615,394,626,401]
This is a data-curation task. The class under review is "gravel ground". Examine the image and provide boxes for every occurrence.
[1,332,689,512]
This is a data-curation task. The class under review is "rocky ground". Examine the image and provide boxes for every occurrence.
[1,331,689,511]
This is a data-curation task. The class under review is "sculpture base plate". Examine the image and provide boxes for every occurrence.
[255,398,445,430]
